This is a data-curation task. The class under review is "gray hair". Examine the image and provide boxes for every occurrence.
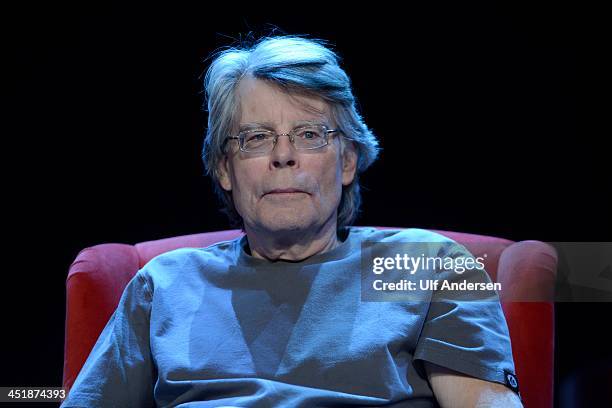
[201,35,380,230]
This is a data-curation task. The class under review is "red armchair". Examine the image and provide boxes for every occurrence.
[63,228,557,407]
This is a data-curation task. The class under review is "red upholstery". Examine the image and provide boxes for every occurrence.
[63,227,557,407]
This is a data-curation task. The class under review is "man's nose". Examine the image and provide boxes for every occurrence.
[270,134,298,168]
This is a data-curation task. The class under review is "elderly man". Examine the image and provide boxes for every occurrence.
[62,36,522,407]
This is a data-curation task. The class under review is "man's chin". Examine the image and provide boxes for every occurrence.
[252,216,315,235]
[258,221,309,234]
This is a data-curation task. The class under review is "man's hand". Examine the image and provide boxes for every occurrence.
[424,361,523,408]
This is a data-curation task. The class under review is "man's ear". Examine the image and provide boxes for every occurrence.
[217,155,232,192]
[341,142,358,186]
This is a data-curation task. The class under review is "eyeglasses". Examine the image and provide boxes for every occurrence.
[224,124,348,153]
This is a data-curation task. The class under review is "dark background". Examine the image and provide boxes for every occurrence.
[4,2,610,407]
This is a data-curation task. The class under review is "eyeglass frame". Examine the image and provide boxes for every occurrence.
[223,124,353,153]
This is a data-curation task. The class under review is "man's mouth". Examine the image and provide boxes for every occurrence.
[264,188,308,196]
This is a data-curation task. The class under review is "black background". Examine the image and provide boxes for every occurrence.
[4,2,610,407]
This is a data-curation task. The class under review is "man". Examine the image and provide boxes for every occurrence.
[62,35,523,407]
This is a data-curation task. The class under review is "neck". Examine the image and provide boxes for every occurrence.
[245,218,340,262]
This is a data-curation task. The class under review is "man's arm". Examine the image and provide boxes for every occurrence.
[61,271,156,407]
[424,362,523,408]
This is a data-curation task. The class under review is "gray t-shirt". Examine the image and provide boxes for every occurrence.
[62,227,519,407]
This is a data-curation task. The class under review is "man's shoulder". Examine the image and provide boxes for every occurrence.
[139,237,241,279]
[350,226,456,244]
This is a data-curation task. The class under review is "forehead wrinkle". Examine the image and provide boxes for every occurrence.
[239,102,331,131]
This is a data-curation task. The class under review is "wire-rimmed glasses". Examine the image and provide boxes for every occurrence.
[224,124,346,153]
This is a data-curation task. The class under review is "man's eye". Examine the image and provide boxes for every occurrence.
[300,130,320,139]
[246,133,268,142]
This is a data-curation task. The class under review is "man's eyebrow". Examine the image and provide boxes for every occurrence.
[239,120,326,131]
[239,121,275,131]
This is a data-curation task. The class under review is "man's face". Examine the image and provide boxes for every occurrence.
[217,77,357,234]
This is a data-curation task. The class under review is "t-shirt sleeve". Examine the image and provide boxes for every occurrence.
[61,269,156,408]
[413,242,519,391]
